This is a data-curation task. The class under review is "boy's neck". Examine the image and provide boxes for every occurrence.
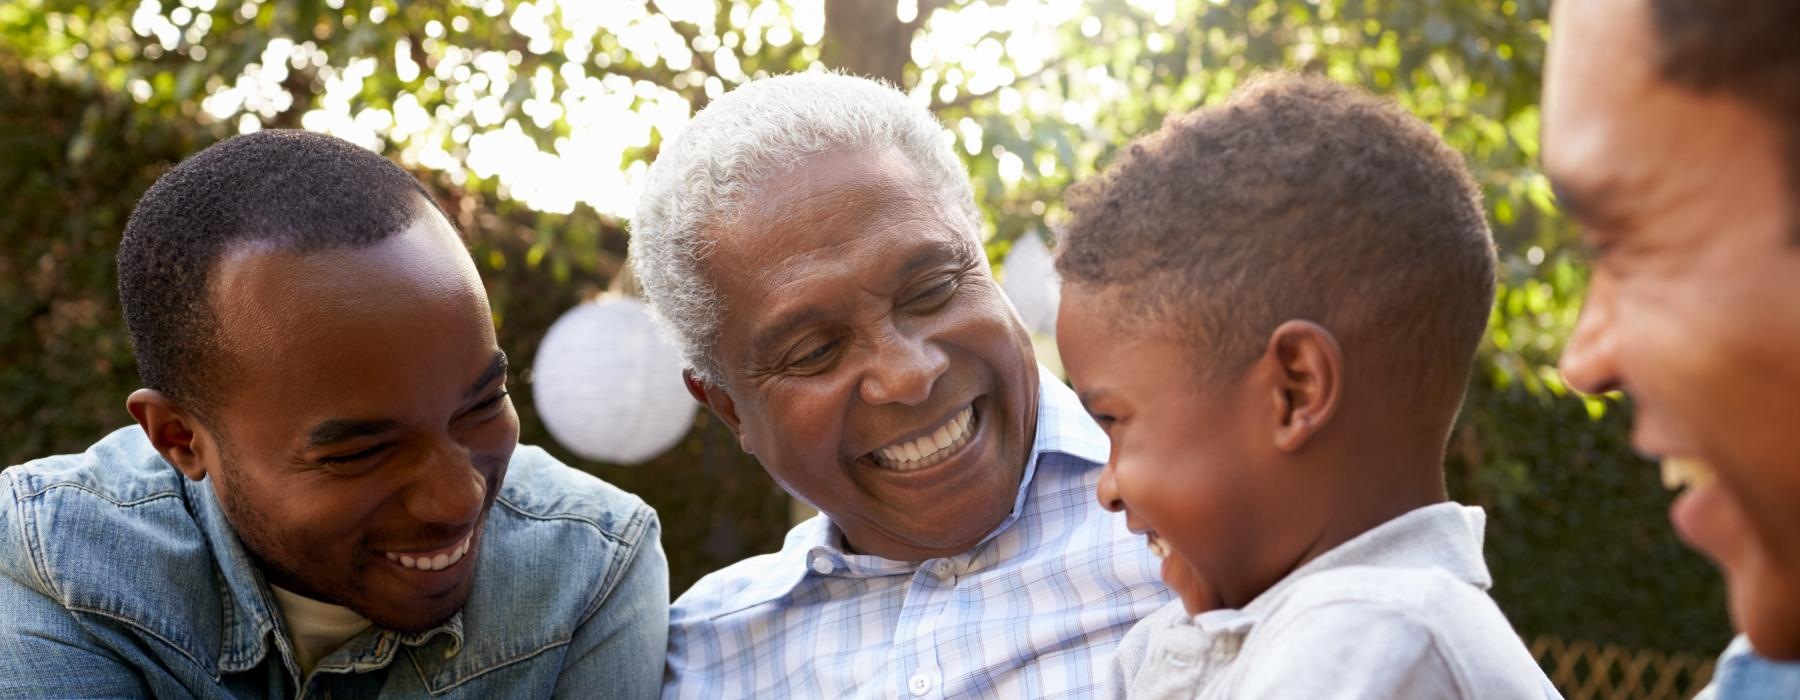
[1291,429,1451,578]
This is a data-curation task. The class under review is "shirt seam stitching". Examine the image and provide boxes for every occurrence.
[16,480,184,508]
[580,503,656,622]
[493,495,631,548]
[412,636,574,695]
[6,474,60,598]
[64,602,218,677]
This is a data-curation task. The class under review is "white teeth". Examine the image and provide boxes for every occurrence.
[1661,457,1716,492]
[869,405,977,471]
[1146,534,1170,559]
[389,535,472,571]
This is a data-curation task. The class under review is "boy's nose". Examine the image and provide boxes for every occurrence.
[1095,460,1125,513]
[1560,274,1623,396]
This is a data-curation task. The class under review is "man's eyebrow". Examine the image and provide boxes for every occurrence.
[466,351,509,399]
[305,418,401,448]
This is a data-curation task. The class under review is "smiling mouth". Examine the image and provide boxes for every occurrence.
[865,404,978,472]
[1661,456,1716,492]
[383,532,473,572]
[1145,531,1171,560]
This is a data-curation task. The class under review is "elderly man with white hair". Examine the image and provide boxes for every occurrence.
[632,72,1170,697]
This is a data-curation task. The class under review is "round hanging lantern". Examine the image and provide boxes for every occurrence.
[532,296,698,465]
[1002,231,1061,336]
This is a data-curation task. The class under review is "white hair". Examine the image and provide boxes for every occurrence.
[629,72,981,384]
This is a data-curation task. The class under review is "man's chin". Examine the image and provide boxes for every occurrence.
[353,580,474,633]
[1728,563,1800,660]
[359,599,466,634]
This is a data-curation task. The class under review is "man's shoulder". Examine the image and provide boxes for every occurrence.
[669,549,798,626]
[669,515,831,627]
[4,427,189,510]
[1,427,203,581]
[478,445,659,612]
[0,428,225,656]
[494,444,654,540]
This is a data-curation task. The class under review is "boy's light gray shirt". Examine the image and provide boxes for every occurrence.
[1107,503,1561,699]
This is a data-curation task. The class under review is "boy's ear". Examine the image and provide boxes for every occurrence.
[126,388,212,481]
[683,369,757,455]
[1261,320,1343,453]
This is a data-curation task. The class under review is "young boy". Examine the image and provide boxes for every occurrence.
[1054,74,1556,697]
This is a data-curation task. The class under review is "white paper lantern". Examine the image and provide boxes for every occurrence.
[532,296,699,465]
[1002,231,1061,336]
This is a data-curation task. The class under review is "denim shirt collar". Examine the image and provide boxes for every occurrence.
[185,475,465,679]
[756,364,1107,598]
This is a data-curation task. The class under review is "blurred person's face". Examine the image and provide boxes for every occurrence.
[1545,0,1800,657]
[1059,285,1329,614]
[131,202,518,633]
[690,147,1039,561]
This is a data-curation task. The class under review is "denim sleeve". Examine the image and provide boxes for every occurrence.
[0,475,151,699]
[552,505,670,700]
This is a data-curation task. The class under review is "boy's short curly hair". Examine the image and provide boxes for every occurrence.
[1055,73,1495,413]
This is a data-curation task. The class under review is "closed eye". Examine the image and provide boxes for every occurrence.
[907,278,957,310]
[790,339,840,369]
[467,389,510,414]
[320,443,390,465]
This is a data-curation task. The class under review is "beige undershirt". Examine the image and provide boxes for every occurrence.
[269,585,373,678]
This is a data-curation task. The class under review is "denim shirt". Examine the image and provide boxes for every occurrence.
[1698,635,1800,700]
[0,427,668,699]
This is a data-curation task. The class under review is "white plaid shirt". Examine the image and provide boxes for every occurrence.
[664,366,1172,699]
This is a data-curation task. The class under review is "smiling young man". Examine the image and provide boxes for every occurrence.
[1541,0,1800,693]
[633,73,1170,697]
[0,130,667,698]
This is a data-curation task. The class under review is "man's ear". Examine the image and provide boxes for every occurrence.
[1260,320,1343,453]
[127,389,212,482]
[684,369,755,454]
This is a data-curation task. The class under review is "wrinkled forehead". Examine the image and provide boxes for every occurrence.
[705,147,980,279]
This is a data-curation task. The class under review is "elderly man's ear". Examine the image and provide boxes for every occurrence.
[684,369,757,455]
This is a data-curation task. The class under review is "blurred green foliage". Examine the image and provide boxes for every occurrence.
[1,0,1728,652]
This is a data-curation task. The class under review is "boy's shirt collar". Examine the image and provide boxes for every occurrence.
[1191,502,1492,635]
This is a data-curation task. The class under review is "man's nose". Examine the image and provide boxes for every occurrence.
[1096,458,1125,513]
[402,443,487,527]
[1560,274,1623,396]
[859,330,948,406]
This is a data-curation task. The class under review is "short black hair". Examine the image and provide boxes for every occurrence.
[118,129,447,423]
[1055,74,1495,415]
[1649,0,1800,237]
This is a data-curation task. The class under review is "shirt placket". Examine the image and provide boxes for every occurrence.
[891,555,965,699]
